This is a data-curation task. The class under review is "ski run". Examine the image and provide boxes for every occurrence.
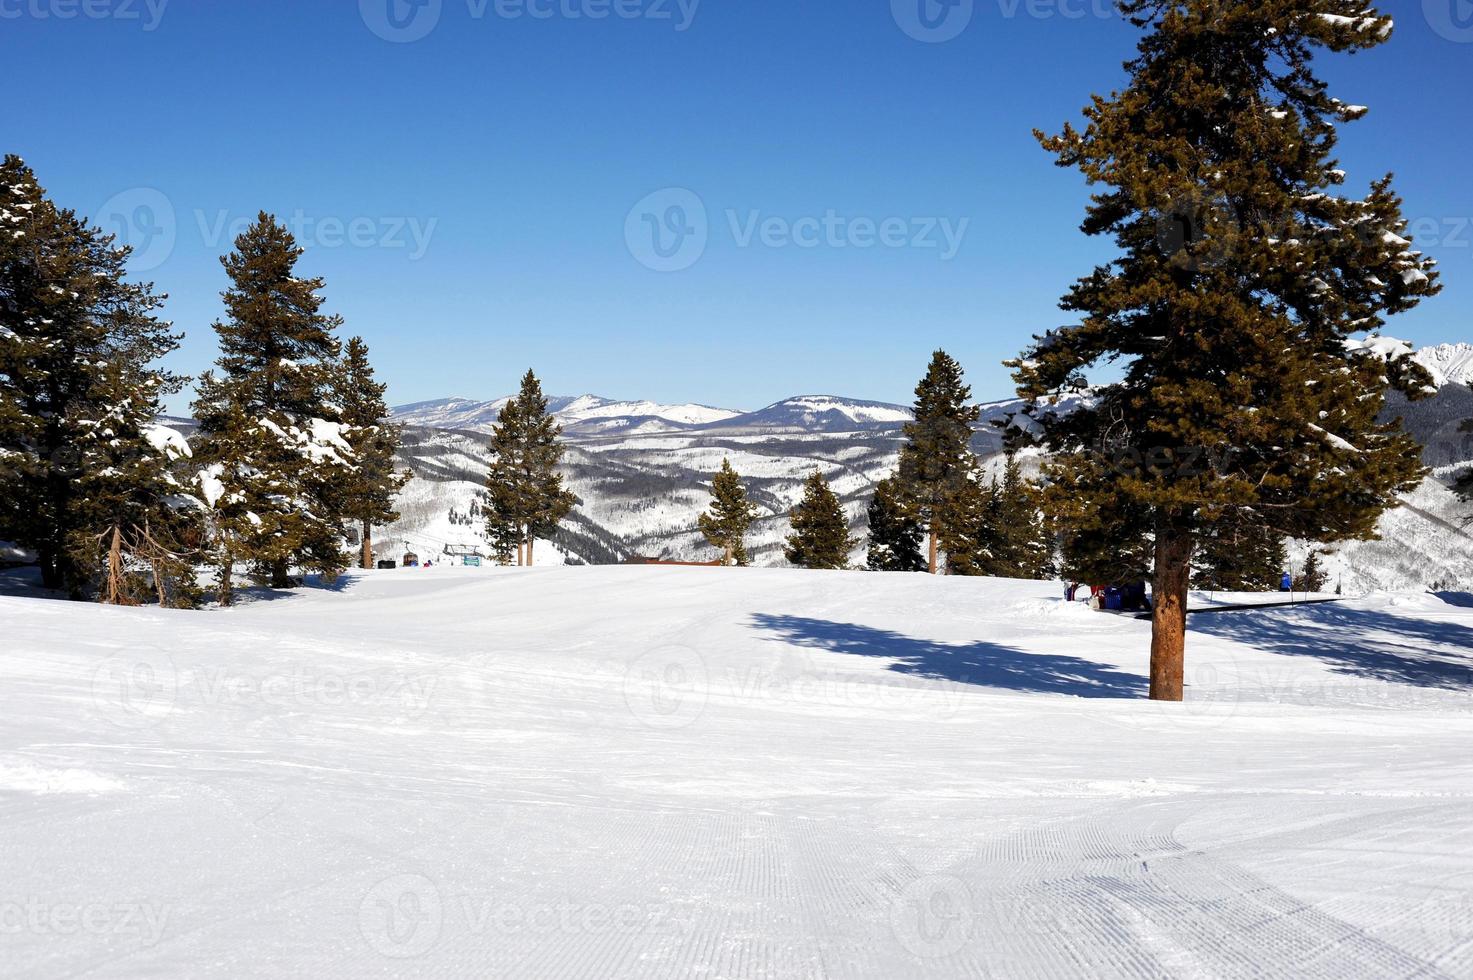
[2,565,1471,977]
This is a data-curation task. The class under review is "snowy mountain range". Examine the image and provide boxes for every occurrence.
[1412,342,1473,388]
[391,395,742,436]
[377,343,1473,590]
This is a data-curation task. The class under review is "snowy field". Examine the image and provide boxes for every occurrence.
[3,567,1472,977]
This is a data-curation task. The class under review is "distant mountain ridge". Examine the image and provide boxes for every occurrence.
[392,342,1472,438]
[391,395,742,436]
[390,394,915,436]
[372,341,1472,589]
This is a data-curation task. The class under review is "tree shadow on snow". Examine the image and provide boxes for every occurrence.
[225,572,358,606]
[749,614,1146,699]
[1191,603,1473,690]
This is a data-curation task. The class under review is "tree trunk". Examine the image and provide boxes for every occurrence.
[724,543,733,567]
[269,558,291,589]
[928,530,938,575]
[218,550,234,608]
[527,536,535,566]
[104,525,125,605]
[38,543,60,591]
[361,522,373,570]
[1149,523,1192,701]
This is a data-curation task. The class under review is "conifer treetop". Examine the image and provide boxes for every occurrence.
[1011,0,1438,546]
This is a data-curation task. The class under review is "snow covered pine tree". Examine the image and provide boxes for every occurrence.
[1010,1,1439,700]
[0,155,192,600]
[192,213,359,604]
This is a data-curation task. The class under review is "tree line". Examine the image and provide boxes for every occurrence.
[693,350,1054,577]
[0,157,407,606]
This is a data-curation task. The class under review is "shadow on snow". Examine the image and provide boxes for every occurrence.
[1191,602,1473,691]
[224,572,358,606]
[749,613,1146,699]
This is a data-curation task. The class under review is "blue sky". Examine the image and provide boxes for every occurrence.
[9,0,1471,412]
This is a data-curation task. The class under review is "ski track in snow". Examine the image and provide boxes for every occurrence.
[2,567,1471,977]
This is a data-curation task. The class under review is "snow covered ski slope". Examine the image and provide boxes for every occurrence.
[3,567,1472,977]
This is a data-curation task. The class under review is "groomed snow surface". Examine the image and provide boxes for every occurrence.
[3,567,1472,978]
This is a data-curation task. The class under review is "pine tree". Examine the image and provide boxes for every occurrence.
[895,350,981,574]
[1193,520,1287,591]
[192,213,356,603]
[483,370,576,566]
[699,457,757,566]
[1011,2,1438,699]
[784,470,856,569]
[865,475,926,572]
[936,465,997,576]
[0,155,188,599]
[335,337,409,569]
[1294,550,1329,593]
[992,452,1055,579]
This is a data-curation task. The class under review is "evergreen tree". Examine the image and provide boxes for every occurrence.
[0,155,188,599]
[1011,2,1438,699]
[335,337,409,569]
[865,475,926,572]
[895,350,982,574]
[699,457,757,566]
[483,370,576,566]
[1193,520,1287,591]
[784,470,856,569]
[936,465,997,576]
[192,213,356,603]
[992,452,1055,579]
[1294,550,1329,593]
